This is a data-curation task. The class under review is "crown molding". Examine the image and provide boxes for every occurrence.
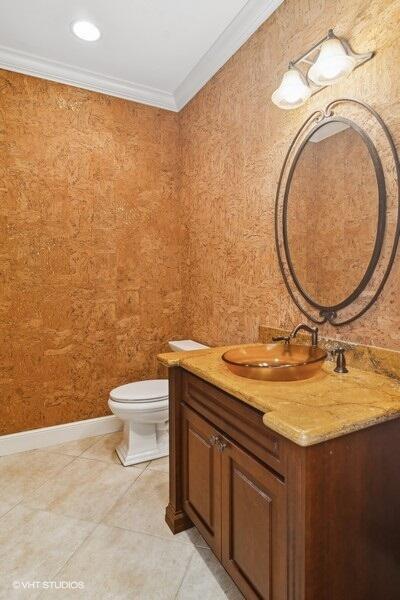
[174,0,284,110]
[0,44,178,111]
[0,0,283,112]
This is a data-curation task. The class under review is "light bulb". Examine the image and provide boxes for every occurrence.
[71,20,101,42]
[271,67,311,110]
[308,37,355,86]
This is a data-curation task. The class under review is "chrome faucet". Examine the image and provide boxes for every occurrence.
[290,323,319,348]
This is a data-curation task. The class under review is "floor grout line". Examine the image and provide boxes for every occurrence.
[0,453,78,507]
[69,454,121,465]
[97,461,167,525]
[36,520,103,600]
[99,519,209,549]
[173,547,196,599]
[96,463,146,525]
[34,520,198,600]
[40,433,107,457]
[0,450,85,521]
[20,465,144,526]
[0,437,229,599]
[0,498,24,522]
[94,454,165,533]
[30,435,119,594]
[96,465,210,549]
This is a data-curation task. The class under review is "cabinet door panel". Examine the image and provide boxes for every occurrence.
[222,439,287,600]
[181,404,221,557]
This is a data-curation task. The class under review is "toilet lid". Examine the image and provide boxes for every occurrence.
[110,379,168,403]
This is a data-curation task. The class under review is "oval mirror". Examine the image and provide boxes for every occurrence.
[285,120,383,309]
[275,99,400,326]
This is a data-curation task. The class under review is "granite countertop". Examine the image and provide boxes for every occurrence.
[157,344,400,446]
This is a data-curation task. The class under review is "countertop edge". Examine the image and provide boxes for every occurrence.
[158,345,400,447]
[263,409,400,447]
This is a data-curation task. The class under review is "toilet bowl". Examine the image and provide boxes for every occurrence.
[108,339,208,466]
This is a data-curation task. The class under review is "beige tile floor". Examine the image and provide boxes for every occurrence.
[0,433,243,600]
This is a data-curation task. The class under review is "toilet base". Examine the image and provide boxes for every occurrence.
[115,420,169,467]
[115,444,169,467]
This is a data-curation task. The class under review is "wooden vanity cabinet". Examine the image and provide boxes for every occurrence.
[181,404,222,555]
[181,403,287,599]
[166,367,400,600]
[220,435,287,599]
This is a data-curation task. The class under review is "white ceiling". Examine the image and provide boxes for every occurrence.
[0,0,283,111]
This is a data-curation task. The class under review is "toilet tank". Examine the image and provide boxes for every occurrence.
[168,339,209,352]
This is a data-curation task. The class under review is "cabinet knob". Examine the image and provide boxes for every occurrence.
[215,438,227,452]
[209,434,227,452]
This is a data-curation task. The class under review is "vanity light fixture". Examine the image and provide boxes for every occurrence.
[308,34,356,86]
[71,20,101,42]
[272,30,373,110]
[271,65,311,109]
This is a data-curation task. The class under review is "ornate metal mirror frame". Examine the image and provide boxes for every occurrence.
[275,99,400,326]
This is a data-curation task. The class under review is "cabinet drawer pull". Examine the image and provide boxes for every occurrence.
[209,434,228,452]
[215,438,227,452]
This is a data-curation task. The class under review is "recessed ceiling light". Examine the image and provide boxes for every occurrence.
[71,20,101,42]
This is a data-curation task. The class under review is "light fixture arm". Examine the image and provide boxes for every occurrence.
[290,30,335,67]
[291,29,373,71]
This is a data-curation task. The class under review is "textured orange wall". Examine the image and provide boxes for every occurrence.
[0,70,185,434]
[180,0,400,349]
[2,0,400,436]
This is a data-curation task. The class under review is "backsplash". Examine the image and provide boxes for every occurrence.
[259,325,400,381]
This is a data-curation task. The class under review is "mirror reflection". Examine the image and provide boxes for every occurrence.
[286,121,379,307]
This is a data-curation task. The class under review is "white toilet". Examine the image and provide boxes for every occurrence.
[108,339,208,466]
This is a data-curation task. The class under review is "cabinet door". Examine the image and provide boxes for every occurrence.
[181,404,222,557]
[221,438,287,600]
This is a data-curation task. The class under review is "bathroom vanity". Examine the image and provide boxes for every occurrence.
[158,344,400,600]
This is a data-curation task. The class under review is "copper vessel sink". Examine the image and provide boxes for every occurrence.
[222,344,327,382]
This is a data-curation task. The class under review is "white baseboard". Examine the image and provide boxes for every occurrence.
[0,415,122,456]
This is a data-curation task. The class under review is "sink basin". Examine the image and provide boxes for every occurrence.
[222,344,327,382]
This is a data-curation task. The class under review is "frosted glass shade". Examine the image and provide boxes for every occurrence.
[271,68,311,110]
[308,38,356,86]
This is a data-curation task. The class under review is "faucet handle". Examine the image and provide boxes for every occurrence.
[333,347,348,374]
[272,335,290,344]
[311,326,319,348]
